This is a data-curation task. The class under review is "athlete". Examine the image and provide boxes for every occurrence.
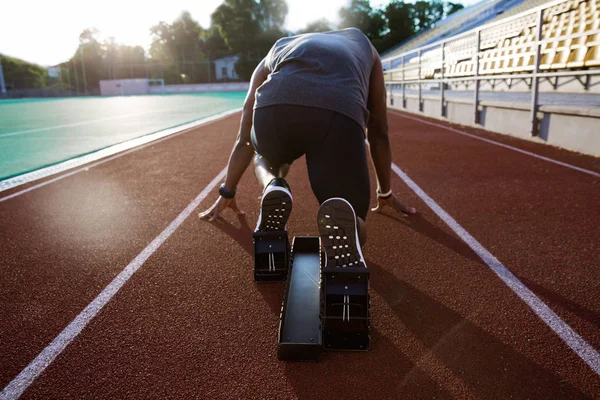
[200,28,416,269]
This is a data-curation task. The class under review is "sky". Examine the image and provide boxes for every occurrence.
[0,0,481,66]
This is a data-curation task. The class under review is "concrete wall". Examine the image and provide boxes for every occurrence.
[100,79,149,96]
[149,82,248,94]
[389,94,600,157]
[443,75,600,94]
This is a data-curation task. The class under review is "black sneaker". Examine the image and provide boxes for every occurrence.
[317,198,366,268]
[255,178,293,232]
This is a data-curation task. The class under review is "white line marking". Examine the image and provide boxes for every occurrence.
[391,163,600,376]
[0,105,198,138]
[389,110,600,178]
[0,168,226,400]
[0,108,241,199]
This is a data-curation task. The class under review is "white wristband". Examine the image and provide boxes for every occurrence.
[377,189,392,198]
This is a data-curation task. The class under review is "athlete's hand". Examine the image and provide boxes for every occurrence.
[199,196,245,222]
[371,193,416,217]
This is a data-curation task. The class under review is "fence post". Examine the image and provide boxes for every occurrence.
[418,49,422,112]
[80,45,88,95]
[207,57,211,83]
[530,9,543,136]
[0,56,6,96]
[73,60,80,95]
[402,55,406,109]
[441,42,445,118]
[473,30,481,124]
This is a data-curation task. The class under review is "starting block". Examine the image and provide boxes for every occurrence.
[254,235,370,361]
[253,231,290,281]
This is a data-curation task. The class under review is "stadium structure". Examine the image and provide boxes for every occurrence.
[381,0,600,156]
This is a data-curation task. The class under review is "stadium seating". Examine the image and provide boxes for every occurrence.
[384,0,600,82]
[383,0,527,59]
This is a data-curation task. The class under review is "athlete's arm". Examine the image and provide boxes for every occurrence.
[366,53,392,194]
[223,59,269,191]
[200,59,269,221]
[366,48,416,216]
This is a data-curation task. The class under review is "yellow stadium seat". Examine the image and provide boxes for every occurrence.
[567,44,588,67]
[540,40,557,69]
[584,32,600,66]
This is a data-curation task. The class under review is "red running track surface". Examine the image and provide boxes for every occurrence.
[0,111,599,399]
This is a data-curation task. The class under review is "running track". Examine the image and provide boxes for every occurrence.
[1,110,599,399]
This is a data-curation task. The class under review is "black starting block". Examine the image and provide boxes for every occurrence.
[272,236,370,361]
[253,231,290,281]
[322,265,370,351]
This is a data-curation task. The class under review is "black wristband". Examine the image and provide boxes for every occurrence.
[219,184,236,199]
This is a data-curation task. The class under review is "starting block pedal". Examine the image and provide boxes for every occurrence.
[253,231,290,282]
[322,265,370,351]
[278,236,323,361]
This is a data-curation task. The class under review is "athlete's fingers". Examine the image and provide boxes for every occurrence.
[391,195,416,216]
[386,196,407,217]
[208,199,228,222]
[199,200,219,219]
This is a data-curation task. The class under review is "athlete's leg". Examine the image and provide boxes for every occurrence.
[306,112,370,246]
[251,106,306,232]
[253,154,290,191]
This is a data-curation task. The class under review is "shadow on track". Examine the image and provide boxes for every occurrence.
[519,277,600,330]
[368,261,589,399]
[376,211,483,265]
[212,213,254,255]
[205,211,589,398]
[283,327,453,399]
[212,213,284,316]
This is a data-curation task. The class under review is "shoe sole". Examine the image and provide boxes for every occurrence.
[317,198,365,268]
[256,185,293,232]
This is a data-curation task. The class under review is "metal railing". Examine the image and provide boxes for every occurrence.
[381,0,600,135]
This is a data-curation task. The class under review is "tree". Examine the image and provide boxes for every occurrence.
[384,1,415,45]
[74,28,105,93]
[339,0,386,47]
[211,0,260,53]
[411,0,444,33]
[203,25,230,60]
[299,19,334,34]
[446,2,465,17]
[211,0,289,80]
[150,12,210,83]
[257,0,288,30]
[337,0,469,54]
[0,54,46,89]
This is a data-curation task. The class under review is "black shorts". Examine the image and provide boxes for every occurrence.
[252,105,370,220]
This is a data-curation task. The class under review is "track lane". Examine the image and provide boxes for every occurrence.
[0,115,241,388]
[388,109,600,175]
[16,163,468,399]
[18,160,598,397]
[2,110,599,398]
[387,112,600,387]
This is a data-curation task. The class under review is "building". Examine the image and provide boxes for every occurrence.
[214,56,239,81]
[47,65,62,78]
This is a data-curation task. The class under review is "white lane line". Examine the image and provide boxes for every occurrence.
[391,163,600,376]
[0,108,241,198]
[389,110,600,178]
[0,105,198,138]
[0,168,226,400]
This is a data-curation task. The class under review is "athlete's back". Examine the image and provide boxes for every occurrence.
[255,28,375,130]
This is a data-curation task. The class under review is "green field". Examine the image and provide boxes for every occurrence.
[0,92,246,180]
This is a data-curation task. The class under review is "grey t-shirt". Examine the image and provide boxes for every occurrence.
[255,28,375,130]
